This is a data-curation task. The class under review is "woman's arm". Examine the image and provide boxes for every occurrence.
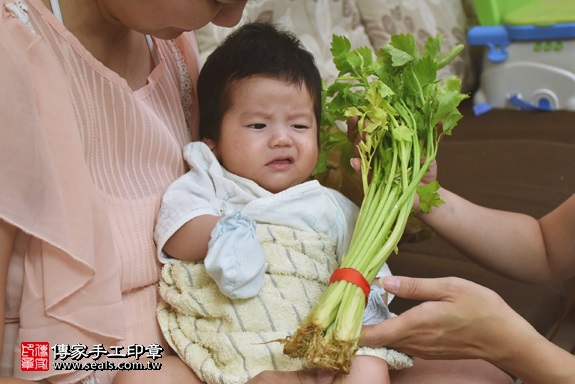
[360,276,575,384]
[0,220,35,384]
[418,189,575,282]
[0,219,17,365]
[354,152,575,282]
[162,215,220,262]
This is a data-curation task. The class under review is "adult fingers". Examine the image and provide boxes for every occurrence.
[379,276,460,302]
[350,157,361,173]
[346,116,359,142]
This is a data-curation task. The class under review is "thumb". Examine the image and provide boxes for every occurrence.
[360,313,412,348]
[350,157,361,173]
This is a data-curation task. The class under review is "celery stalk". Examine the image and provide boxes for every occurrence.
[282,33,468,373]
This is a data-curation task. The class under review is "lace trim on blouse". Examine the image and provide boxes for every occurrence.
[168,39,193,125]
[5,0,35,33]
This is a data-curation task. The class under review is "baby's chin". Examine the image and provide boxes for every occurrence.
[261,184,288,194]
[258,181,296,194]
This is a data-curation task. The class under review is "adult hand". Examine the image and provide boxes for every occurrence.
[359,276,533,362]
[246,369,335,384]
[346,115,362,175]
[412,158,438,212]
[346,116,439,211]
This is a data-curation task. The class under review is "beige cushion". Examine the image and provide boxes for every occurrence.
[194,0,373,83]
[355,0,478,92]
[195,0,479,91]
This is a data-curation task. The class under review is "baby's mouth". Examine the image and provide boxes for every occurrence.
[267,157,294,168]
[268,156,293,164]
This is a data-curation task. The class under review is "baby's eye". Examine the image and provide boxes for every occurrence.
[248,123,266,129]
[292,124,309,129]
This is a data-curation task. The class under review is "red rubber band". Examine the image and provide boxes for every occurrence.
[329,268,370,299]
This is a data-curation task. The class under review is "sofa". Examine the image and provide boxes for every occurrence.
[194,0,574,339]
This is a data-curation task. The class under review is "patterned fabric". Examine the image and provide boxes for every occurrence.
[194,0,372,83]
[194,0,478,92]
[355,0,478,91]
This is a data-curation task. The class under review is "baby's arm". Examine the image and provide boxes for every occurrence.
[154,142,227,263]
[163,214,220,262]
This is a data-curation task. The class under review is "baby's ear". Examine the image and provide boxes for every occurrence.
[203,138,219,156]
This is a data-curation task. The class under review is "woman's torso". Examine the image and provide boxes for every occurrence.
[1,0,199,381]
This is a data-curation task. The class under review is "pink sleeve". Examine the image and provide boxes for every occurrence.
[0,10,122,382]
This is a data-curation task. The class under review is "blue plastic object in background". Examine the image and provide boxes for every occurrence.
[509,94,554,111]
[467,26,510,62]
[473,102,494,116]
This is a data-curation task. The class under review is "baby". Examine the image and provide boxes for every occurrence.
[154,22,411,384]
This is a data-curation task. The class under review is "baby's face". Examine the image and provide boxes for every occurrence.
[209,75,318,193]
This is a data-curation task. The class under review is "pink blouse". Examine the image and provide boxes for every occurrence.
[0,0,199,382]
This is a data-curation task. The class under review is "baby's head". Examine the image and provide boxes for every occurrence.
[197,22,323,193]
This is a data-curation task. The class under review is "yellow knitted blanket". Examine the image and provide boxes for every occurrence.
[158,223,411,384]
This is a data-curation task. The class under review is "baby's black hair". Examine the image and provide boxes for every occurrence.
[197,21,322,142]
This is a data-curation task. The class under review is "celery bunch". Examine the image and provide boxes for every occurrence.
[283,33,468,372]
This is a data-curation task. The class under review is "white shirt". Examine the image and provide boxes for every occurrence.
[155,142,359,263]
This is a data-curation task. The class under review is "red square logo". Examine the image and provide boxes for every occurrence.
[20,342,50,371]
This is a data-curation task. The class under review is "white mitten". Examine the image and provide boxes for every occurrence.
[363,263,394,325]
[363,285,392,325]
[205,211,266,299]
